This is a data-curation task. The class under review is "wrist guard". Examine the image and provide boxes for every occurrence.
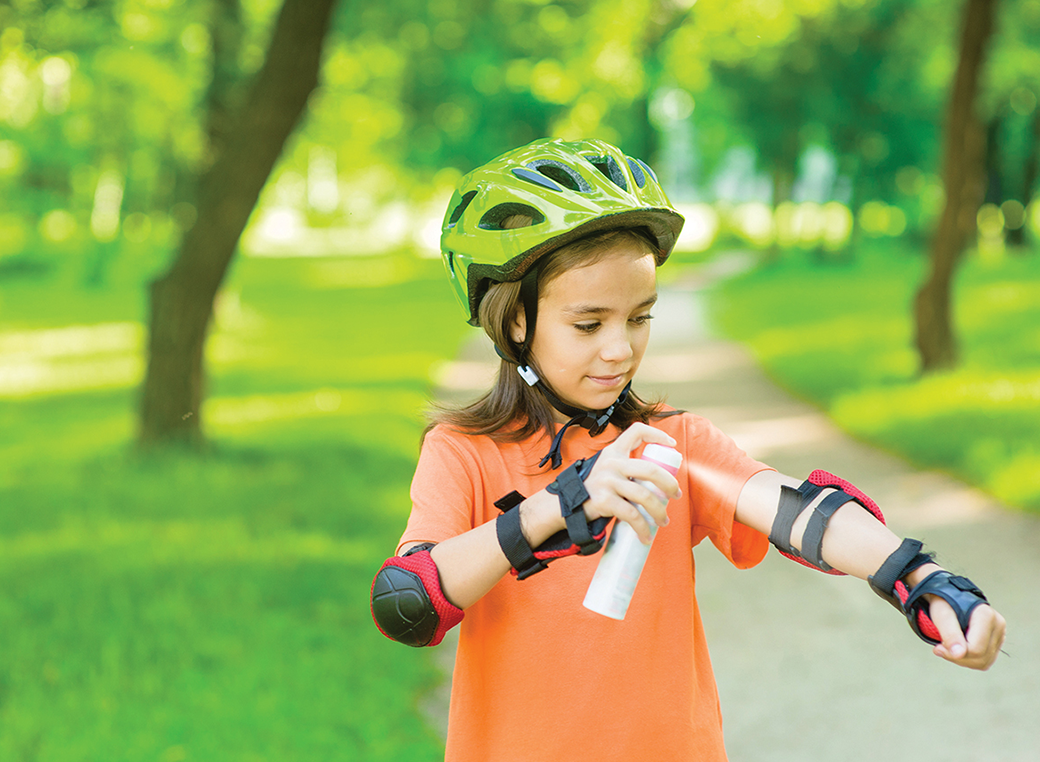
[495,453,609,580]
[769,470,886,574]
[870,539,989,645]
[370,544,464,647]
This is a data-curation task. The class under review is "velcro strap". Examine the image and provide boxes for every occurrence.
[869,538,932,608]
[800,489,855,571]
[496,506,548,580]
[900,570,989,645]
[770,471,887,576]
[546,453,603,556]
[548,463,595,553]
[493,453,609,580]
[494,490,526,512]
[769,484,809,553]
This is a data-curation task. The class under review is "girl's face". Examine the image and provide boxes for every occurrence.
[514,241,657,421]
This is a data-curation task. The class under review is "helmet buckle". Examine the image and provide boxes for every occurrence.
[517,364,540,386]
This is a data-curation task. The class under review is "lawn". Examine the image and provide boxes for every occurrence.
[711,241,1040,513]
[0,250,469,760]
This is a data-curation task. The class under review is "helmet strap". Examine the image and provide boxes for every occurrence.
[516,266,540,376]
[537,381,632,470]
[493,262,631,469]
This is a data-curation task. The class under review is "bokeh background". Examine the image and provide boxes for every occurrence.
[0,0,1037,759]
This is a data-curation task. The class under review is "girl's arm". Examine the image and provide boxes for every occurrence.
[735,470,1006,670]
[416,423,681,611]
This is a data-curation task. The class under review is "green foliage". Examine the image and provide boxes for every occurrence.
[0,253,470,759]
[713,242,1040,513]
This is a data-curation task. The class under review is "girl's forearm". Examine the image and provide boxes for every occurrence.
[426,490,566,610]
[736,470,920,581]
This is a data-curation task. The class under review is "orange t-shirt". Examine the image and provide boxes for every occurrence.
[401,411,771,762]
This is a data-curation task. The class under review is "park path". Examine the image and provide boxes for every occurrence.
[425,254,1040,761]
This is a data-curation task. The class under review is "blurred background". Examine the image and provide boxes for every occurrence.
[0,0,1037,759]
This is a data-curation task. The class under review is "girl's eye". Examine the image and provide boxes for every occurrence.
[575,322,600,333]
[631,314,654,325]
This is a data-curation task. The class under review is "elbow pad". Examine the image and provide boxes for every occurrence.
[370,546,464,647]
[769,470,886,574]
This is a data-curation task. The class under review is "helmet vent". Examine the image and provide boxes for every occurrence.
[527,160,591,193]
[478,203,546,230]
[447,191,477,226]
[511,167,563,191]
[626,157,646,188]
[585,155,628,192]
[633,157,657,184]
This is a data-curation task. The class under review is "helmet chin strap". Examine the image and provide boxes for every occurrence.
[501,264,630,469]
[494,341,632,470]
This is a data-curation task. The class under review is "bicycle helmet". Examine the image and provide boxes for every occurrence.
[439,138,685,468]
[441,137,684,326]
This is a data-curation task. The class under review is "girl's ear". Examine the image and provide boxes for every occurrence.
[509,305,526,346]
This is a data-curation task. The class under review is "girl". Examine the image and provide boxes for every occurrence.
[371,138,1006,762]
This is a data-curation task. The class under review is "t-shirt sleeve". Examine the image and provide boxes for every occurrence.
[682,414,772,569]
[396,426,480,554]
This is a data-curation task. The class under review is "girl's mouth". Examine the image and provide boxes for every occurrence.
[587,374,625,387]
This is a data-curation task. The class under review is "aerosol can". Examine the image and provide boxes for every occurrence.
[583,443,682,620]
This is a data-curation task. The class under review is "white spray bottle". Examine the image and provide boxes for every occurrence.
[583,443,682,620]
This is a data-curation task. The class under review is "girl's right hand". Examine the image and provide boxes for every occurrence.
[579,423,682,544]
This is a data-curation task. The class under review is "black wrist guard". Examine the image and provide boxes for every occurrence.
[494,453,609,580]
[869,537,936,609]
[870,538,989,645]
[901,570,989,646]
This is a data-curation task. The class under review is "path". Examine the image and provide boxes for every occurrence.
[426,254,1040,761]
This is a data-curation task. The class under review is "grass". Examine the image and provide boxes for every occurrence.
[0,250,470,760]
[711,240,1040,513]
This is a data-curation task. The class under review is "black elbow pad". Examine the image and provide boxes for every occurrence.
[370,549,463,647]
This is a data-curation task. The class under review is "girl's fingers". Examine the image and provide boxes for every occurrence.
[617,458,681,500]
[928,598,1006,670]
[602,495,656,544]
[611,478,669,527]
[608,423,676,455]
[927,598,968,660]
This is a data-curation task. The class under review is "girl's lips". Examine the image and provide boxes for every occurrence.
[587,374,625,387]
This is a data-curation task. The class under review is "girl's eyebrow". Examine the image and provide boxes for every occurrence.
[564,294,658,316]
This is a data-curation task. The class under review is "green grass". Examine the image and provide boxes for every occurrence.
[0,250,469,760]
[712,242,1040,513]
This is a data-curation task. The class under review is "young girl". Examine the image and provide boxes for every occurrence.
[371,138,1006,761]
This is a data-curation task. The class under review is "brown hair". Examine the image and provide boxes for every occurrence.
[425,226,678,449]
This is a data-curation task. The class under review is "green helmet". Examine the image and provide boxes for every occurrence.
[440,138,685,325]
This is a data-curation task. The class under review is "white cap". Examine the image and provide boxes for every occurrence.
[641,443,682,471]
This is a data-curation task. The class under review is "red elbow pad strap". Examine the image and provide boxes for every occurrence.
[770,470,886,575]
[370,550,464,647]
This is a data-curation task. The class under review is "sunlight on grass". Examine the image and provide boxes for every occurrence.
[0,322,143,398]
[205,387,424,427]
[0,516,381,567]
[0,250,466,761]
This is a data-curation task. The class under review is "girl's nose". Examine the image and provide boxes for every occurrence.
[600,328,634,362]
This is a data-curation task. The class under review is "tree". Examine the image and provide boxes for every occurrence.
[138,0,338,447]
[913,0,999,373]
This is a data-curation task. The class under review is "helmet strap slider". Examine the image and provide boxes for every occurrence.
[517,364,540,386]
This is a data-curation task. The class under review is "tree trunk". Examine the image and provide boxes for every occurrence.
[913,0,997,373]
[1007,105,1040,249]
[138,0,338,447]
